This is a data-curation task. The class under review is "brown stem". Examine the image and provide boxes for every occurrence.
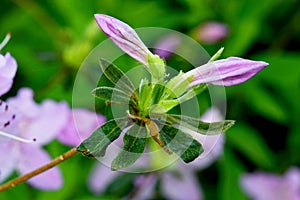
[0,148,78,192]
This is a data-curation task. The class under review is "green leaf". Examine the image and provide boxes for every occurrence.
[166,114,235,135]
[217,148,247,200]
[226,123,277,169]
[99,59,136,94]
[92,86,131,103]
[158,122,204,162]
[77,118,129,157]
[111,124,147,170]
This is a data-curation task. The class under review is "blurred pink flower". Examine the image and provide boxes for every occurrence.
[240,167,300,200]
[88,107,225,200]
[197,22,228,44]
[58,108,106,147]
[183,57,268,86]
[0,88,69,190]
[0,52,17,96]
[154,34,181,59]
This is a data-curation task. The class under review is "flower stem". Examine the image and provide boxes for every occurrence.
[0,148,78,192]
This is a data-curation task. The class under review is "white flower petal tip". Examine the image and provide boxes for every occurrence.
[94,14,152,66]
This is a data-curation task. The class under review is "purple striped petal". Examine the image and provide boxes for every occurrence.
[184,57,268,86]
[94,14,152,66]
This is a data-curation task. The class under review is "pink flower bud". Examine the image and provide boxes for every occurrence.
[94,14,153,65]
[183,57,268,86]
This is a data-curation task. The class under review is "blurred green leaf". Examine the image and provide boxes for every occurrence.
[244,82,288,123]
[218,148,247,200]
[226,123,277,169]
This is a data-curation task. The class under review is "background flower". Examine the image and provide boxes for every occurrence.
[0,53,17,96]
[197,22,229,44]
[0,88,69,190]
[58,108,106,147]
[240,167,300,200]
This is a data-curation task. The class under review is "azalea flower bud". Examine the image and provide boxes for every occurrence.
[183,57,268,86]
[94,14,153,66]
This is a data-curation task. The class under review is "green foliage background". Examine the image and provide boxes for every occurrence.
[1,0,300,199]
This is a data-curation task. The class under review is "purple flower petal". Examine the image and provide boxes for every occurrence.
[0,141,18,182]
[58,109,106,147]
[88,163,121,194]
[7,88,39,118]
[8,88,69,145]
[184,57,268,86]
[0,100,19,141]
[240,167,300,200]
[94,14,152,65]
[17,145,63,190]
[0,53,17,96]
[161,170,203,200]
[22,100,69,145]
[130,174,157,200]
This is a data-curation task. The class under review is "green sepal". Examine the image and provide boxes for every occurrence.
[158,122,204,163]
[138,79,153,116]
[151,99,179,114]
[177,84,207,103]
[152,84,166,105]
[148,54,166,82]
[164,71,193,99]
[77,118,129,157]
[92,86,131,104]
[166,114,235,135]
[99,59,136,94]
[209,47,224,62]
[111,124,147,170]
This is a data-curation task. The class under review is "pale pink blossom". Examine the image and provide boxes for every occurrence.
[241,167,300,200]
[0,88,69,190]
[0,53,17,96]
[58,108,106,147]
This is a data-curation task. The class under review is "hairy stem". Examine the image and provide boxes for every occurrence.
[0,148,78,192]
